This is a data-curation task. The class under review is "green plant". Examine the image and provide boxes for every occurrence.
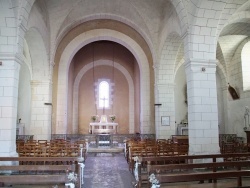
[109,115,116,122]
[91,115,99,122]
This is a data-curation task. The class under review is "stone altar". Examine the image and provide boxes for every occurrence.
[89,122,118,134]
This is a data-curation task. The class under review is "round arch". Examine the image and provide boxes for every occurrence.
[17,0,35,54]
[55,29,151,134]
[54,14,155,64]
[242,41,250,91]
[25,27,49,80]
[72,60,135,134]
[169,0,189,37]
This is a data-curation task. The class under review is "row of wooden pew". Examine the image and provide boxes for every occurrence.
[126,137,250,187]
[16,139,87,159]
[132,151,250,187]
[125,139,189,172]
[0,139,87,187]
[0,157,83,187]
[220,141,249,153]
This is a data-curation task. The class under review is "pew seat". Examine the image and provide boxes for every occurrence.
[148,160,250,187]
[0,157,81,187]
[135,153,250,187]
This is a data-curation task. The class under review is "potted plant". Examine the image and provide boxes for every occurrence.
[91,115,99,122]
[109,115,116,122]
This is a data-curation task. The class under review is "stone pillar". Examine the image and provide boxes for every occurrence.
[153,63,176,139]
[154,83,160,139]
[222,86,229,133]
[156,83,176,139]
[30,81,52,140]
[140,79,151,134]
[56,74,68,134]
[185,59,220,155]
[0,55,21,157]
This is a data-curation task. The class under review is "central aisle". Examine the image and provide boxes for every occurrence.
[83,153,135,188]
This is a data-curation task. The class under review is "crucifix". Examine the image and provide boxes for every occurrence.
[100,97,108,115]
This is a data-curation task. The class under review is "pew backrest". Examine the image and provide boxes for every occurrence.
[135,153,250,188]
[151,160,250,187]
[0,157,81,186]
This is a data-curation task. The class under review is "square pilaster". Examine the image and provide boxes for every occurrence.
[185,59,220,155]
[30,80,52,140]
[0,55,21,157]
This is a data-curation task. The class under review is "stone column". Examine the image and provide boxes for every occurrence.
[30,81,52,140]
[185,59,220,155]
[222,86,228,133]
[0,55,21,157]
[154,64,176,139]
[154,83,160,138]
[156,83,176,139]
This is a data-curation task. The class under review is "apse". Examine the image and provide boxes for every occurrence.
[67,41,140,134]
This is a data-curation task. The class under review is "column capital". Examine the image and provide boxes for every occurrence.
[0,53,24,65]
[154,82,176,88]
[185,58,218,73]
[185,58,217,67]
[30,80,53,86]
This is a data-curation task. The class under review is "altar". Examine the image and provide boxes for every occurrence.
[89,122,118,134]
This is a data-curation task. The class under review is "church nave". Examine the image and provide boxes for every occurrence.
[83,153,135,188]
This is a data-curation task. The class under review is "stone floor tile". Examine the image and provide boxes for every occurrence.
[83,153,136,188]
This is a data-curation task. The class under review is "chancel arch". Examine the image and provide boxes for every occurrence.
[55,29,151,134]
[72,59,135,134]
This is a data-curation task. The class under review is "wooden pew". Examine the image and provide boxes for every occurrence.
[126,140,188,173]
[148,161,250,187]
[135,153,250,188]
[0,157,82,187]
[16,139,87,159]
[171,135,188,145]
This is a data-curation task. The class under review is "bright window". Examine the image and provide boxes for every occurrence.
[242,41,250,91]
[98,81,109,108]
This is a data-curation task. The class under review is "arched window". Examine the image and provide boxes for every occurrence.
[98,81,110,108]
[242,41,250,91]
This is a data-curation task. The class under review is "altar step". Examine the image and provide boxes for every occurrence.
[88,146,124,154]
[89,141,124,148]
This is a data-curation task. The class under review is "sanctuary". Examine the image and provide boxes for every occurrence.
[89,115,118,134]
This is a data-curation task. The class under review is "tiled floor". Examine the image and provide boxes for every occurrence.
[11,152,135,188]
[83,153,136,188]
